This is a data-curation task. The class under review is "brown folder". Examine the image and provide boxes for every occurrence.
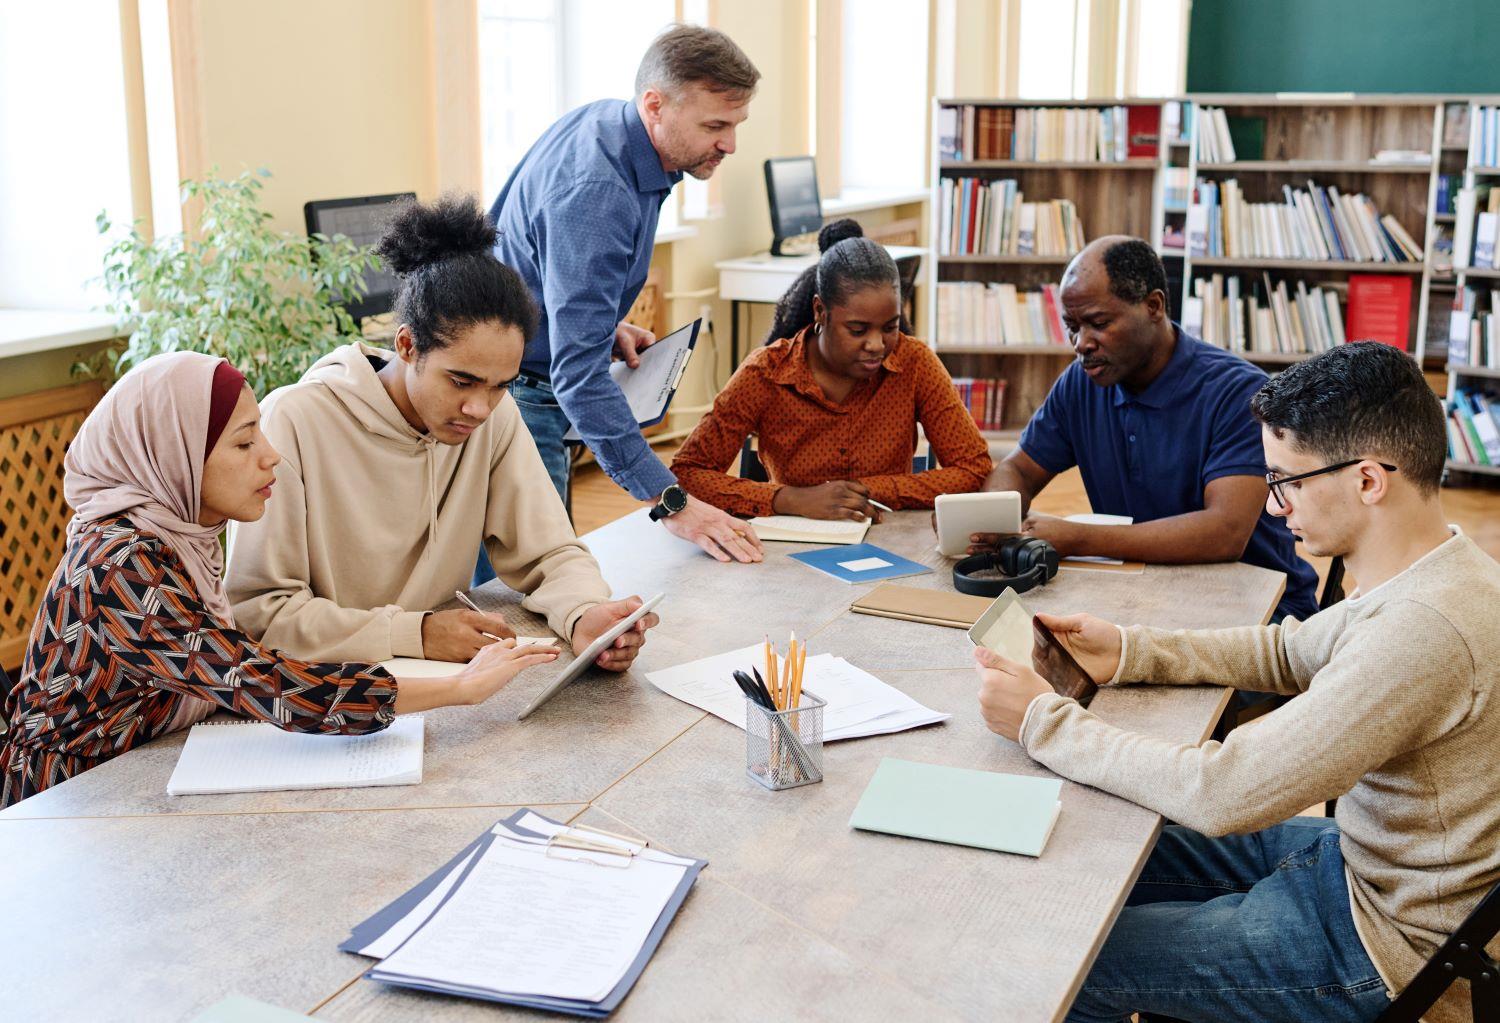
[849,583,996,630]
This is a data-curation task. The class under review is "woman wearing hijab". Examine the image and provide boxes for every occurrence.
[1,351,560,807]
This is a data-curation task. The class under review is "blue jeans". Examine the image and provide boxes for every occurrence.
[1066,818,1390,1023]
[509,372,573,506]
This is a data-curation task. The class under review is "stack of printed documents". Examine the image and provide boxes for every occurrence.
[341,808,706,1017]
[645,645,949,741]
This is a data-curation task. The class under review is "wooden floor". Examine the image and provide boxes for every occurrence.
[574,440,1500,591]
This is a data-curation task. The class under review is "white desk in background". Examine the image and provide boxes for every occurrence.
[715,245,927,367]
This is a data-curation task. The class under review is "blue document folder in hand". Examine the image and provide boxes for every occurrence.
[787,542,931,584]
[849,757,1063,857]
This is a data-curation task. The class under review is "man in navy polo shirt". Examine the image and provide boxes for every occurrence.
[489,24,763,565]
[974,236,1318,620]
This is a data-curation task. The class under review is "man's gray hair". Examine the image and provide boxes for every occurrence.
[634,24,760,100]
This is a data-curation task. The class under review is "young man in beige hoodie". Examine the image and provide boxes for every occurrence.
[227,197,657,669]
[975,342,1498,1023]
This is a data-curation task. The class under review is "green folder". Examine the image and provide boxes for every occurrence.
[848,757,1063,857]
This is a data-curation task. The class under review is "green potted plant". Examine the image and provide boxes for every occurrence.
[85,168,381,395]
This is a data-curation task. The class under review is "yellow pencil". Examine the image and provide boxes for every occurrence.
[765,637,780,709]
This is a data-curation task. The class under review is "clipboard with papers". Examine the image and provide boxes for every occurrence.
[563,318,701,442]
[340,808,706,1017]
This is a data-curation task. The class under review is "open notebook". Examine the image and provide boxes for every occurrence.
[166,716,424,796]
[746,514,871,544]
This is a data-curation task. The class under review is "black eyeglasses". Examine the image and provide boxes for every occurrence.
[1265,460,1398,509]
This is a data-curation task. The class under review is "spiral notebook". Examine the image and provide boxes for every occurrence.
[166,716,424,796]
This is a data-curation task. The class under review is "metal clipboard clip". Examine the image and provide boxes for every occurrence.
[545,823,647,869]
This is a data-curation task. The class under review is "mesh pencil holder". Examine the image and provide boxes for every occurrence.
[745,691,826,790]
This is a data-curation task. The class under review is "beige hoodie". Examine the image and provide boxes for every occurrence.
[226,342,612,661]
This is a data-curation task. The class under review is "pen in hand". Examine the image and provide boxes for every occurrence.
[453,590,511,643]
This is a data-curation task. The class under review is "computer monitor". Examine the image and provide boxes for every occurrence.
[764,157,822,255]
[304,192,416,323]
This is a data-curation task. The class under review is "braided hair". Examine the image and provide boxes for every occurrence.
[376,193,538,356]
[765,219,908,342]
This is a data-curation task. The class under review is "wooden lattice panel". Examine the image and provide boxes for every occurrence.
[0,382,103,669]
[624,273,664,336]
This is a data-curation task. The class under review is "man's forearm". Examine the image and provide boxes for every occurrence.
[1068,509,1249,564]
[985,461,1038,513]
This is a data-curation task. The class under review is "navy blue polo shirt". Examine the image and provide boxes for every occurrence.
[1019,326,1319,621]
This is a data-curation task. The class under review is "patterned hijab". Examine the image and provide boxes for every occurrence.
[64,351,243,627]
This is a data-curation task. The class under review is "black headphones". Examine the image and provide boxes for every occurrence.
[952,537,1060,597]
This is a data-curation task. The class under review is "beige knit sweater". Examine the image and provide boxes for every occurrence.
[1022,534,1500,1023]
[226,343,612,661]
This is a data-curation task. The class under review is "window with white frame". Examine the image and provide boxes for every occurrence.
[1127,0,1188,98]
[478,0,679,226]
[0,4,135,310]
[839,0,929,194]
[1016,0,1088,100]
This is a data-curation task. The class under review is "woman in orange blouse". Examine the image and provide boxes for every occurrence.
[672,230,993,521]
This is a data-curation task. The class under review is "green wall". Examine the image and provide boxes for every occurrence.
[1187,0,1500,94]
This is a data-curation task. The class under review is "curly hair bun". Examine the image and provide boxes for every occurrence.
[817,217,864,254]
[376,193,496,276]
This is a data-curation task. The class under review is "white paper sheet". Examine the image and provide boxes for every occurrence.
[1063,513,1133,565]
[644,645,948,741]
[838,556,893,572]
[369,834,688,1003]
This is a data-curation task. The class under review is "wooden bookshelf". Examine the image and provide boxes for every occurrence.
[1190,257,1425,273]
[1196,160,1434,175]
[1448,363,1500,379]
[927,93,1500,486]
[941,159,1159,171]
[929,98,1174,429]
[1446,460,1500,476]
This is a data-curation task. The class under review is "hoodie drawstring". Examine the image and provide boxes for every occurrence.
[420,435,439,548]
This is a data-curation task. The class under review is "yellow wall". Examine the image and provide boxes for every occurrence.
[189,0,439,233]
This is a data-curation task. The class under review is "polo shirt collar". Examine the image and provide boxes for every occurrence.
[1112,323,1196,409]
[622,101,683,193]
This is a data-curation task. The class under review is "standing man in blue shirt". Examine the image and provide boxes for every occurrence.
[973,236,1319,620]
[490,24,764,564]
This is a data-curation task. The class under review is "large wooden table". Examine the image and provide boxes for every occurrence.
[0,511,1284,1022]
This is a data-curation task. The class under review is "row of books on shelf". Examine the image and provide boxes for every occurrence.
[1470,106,1500,168]
[938,178,1085,257]
[1164,167,1192,211]
[1184,272,1413,353]
[1184,273,1345,355]
[1449,186,1500,269]
[937,104,1165,163]
[935,282,1069,348]
[1194,107,1239,163]
[952,378,1009,433]
[1187,178,1422,263]
[1449,287,1500,369]
[1447,390,1500,467]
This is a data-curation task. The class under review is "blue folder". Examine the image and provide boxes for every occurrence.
[340,809,706,1017]
[788,542,931,584]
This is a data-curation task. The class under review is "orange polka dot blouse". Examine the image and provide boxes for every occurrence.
[671,327,994,517]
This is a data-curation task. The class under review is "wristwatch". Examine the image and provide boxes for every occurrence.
[648,483,689,522]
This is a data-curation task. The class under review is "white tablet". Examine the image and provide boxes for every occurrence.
[935,491,1022,557]
[517,593,664,720]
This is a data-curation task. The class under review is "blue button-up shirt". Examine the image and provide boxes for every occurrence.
[1019,326,1319,620]
[490,100,683,501]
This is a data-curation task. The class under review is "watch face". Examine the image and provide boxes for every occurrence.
[665,485,688,513]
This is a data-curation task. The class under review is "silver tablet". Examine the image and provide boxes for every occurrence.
[517,593,664,720]
[935,491,1022,557]
[967,587,1034,664]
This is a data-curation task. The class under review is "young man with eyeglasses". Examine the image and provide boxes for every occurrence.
[971,236,1319,620]
[973,341,1500,1023]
